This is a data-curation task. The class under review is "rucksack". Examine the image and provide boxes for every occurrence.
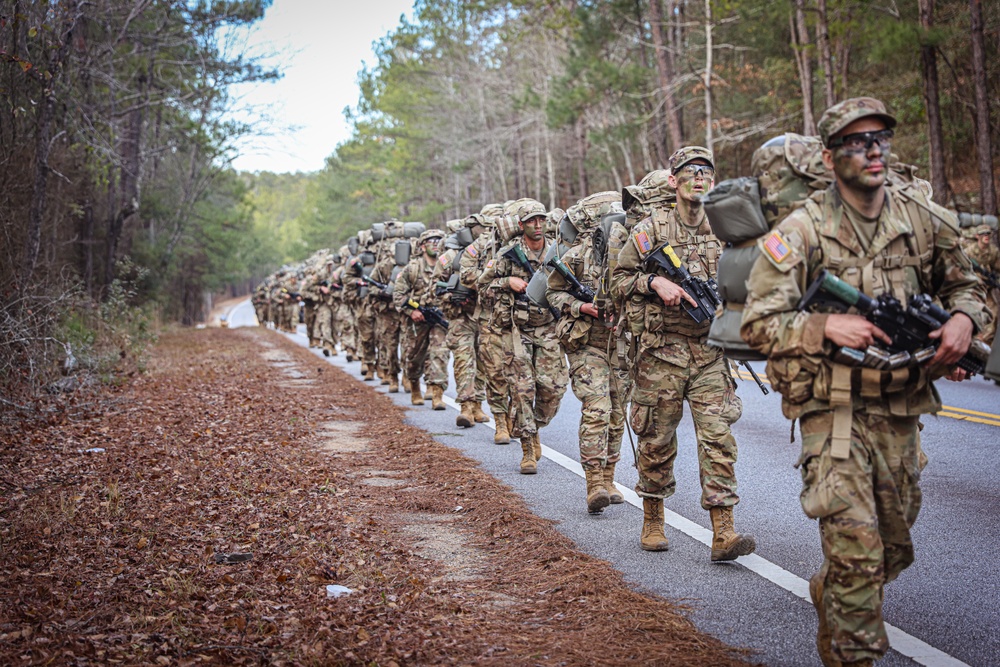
[704,133,931,360]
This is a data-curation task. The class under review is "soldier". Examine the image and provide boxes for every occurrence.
[354,231,379,380]
[547,192,630,512]
[434,217,490,427]
[333,247,358,362]
[741,98,990,667]
[394,229,450,409]
[460,204,514,444]
[370,224,406,392]
[315,254,340,357]
[963,224,999,344]
[479,198,568,474]
[300,265,322,347]
[612,149,754,560]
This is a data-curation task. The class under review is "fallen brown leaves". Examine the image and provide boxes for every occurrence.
[0,327,758,666]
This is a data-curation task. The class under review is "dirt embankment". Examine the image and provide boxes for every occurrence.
[0,327,758,666]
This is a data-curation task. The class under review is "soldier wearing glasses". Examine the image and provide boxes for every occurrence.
[741,98,990,667]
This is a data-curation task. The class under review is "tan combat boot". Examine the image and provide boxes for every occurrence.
[430,385,446,410]
[388,377,399,393]
[472,403,489,423]
[709,506,756,562]
[640,498,669,551]
[457,402,476,428]
[519,436,537,474]
[603,463,624,504]
[401,376,411,393]
[380,376,390,386]
[532,429,542,461]
[360,364,372,381]
[493,414,511,445]
[410,381,424,406]
[584,467,610,514]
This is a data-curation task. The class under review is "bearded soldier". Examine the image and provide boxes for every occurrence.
[394,229,450,409]
[741,98,990,667]
[547,192,630,512]
[612,148,755,560]
[479,198,568,474]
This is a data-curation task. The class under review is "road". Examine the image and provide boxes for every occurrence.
[227,299,999,666]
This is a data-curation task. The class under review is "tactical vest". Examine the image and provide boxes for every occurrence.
[556,245,611,352]
[643,206,722,339]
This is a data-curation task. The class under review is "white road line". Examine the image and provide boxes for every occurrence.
[286,323,969,667]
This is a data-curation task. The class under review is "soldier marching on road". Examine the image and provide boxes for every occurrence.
[741,98,991,667]
[612,148,755,560]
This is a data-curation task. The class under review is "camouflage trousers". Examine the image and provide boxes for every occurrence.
[500,322,568,438]
[277,301,295,332]
[566,343,630,471]
[478,323,509,417]
[799,408,925,664]
[303,303,318,343]
[403,318,449,387]
[357,307,378,369]
[447,313,485,403]
[336,303,356,356]
[630,346,742,507]
[253,304,267,327]
[375,308,401,379]
[977,288,998,343]
[315,303,336,351]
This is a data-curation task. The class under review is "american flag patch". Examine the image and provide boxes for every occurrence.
[439,254,448,265]
[634,230,652,254]
[485,259,494,269]
[466,245,478,257]
[763,231,791,263]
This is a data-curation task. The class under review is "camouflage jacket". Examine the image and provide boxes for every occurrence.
[393,255,440,315]
[546,239,610,351]
[741,184,990,419]
[611,204,723,354]
[432,247,475,319]
[459,231,503,324]
[479,235,555,330]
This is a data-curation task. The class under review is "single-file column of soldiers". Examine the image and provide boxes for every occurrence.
[250,97,996,667]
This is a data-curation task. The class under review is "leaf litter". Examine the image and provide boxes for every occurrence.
[0,327,760,666]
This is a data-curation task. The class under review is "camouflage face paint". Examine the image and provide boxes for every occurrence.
[522,216,544,241]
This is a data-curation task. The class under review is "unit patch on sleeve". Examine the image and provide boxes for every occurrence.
[763,231,791,264]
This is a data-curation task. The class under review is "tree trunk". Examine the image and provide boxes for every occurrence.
[919,0,951,204]
[790,0,816,136]
[649,0,683,153]
[970,0,996,214]
[703,0,713,151]
[20,3,79,292]
[575,117,588,198]
[816,0,836,108]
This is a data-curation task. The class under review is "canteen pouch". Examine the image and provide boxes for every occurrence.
[703,177,769,244]
[394,240,411,267]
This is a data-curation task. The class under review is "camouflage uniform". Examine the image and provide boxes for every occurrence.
[611,158,743,508]
[434,230,486,406]
[315,257,340,355]
[741,98,991,665]
[546,194,630,477]
[459,207,511,424]
[394,232,450,391]
[478,201,568,442]
[299,268,321,346]
[334,264,359,360]
[963,225,999,343]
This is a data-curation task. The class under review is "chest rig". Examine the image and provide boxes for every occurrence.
[647,206,722,337]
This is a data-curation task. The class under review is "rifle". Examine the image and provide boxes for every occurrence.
[643,241,721,324]
[546,255,596,303]
[971,258,1000,290]
[501,244,561,319]
[797,269,991,375]
[406,298,449,329]
[360,273,393,299]
[435,277,475,306]
[643,242,767,393]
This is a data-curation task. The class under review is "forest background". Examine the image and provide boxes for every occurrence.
[1,0,998,396]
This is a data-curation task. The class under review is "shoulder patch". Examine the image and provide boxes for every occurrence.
[439,254,449,266]
[485,259,494,269]
[634,230,652,254]
[763,231,791,264]
[466,245,478,257]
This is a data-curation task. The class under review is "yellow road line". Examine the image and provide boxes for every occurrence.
[737,372,1000,427]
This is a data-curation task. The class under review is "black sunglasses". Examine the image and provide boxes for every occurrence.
[828,129,894,151]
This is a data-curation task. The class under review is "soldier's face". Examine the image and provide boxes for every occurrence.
[521,216,544,241]
[979,233,992,249]
[823,117,889,193]
[423,239,440,258]
[668,160,715,202]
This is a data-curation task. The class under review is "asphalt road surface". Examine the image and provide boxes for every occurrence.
[227,299,999,667]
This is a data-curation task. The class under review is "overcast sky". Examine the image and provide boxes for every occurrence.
[227,0,416,174]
